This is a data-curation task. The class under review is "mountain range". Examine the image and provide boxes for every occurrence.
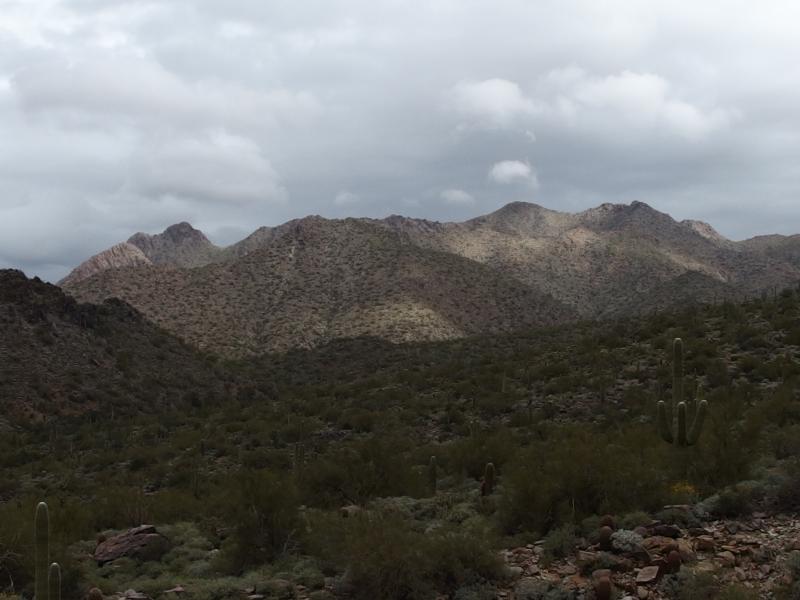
[59,201,800,357]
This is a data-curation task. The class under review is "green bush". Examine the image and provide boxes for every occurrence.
[212,470,301,574]
[542,525,577,563]
[659,569,719,600]
[306,513,501,600]
[499,425,670,535]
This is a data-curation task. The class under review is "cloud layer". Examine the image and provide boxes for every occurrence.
[2,1,800,280]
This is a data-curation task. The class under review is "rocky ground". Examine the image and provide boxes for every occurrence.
[498,510,800,600]
[88,509,800,600]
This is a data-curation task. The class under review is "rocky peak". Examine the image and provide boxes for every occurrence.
[682,220,730,244]
[378,215,449,236]
[468,201,571,237]
[126,222,220,268]
[58,243,152,287]
[162,222,209,243]
[578,201,679,236]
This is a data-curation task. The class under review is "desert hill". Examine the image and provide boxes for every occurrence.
[60,201,800,356]
[0,269,225,420]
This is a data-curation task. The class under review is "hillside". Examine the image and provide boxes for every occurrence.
[60,201,800,356]
[64,217,574,356]
[0,270,226,421]
[5,283,800,599]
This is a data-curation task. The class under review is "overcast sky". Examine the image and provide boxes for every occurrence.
[2,1,800,282]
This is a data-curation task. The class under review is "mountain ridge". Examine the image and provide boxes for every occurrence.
[59,201,800,356]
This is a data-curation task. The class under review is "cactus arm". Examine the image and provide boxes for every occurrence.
[677,402,688,446]
[657,401,674,444]
[35,502,49,600]
[48,563,61,600]
[673,338,684,407]
[687,400,708,446]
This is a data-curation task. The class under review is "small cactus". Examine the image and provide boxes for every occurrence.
[35,502,49,600]
[667,549,682,573]
[292,442,305,478]
[598,525,613,551]
[599,514,615,530]
[657,338,708,446]
[481,462,495,496]
[428,456,438,495]
[594,575,612,600]
[48,563,61,600]
[87,588,104,600]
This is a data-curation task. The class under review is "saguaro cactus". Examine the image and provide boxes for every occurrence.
[35,502,49,600]
[48,563,61,600]
[481,462,496,496]
[657,338,708,446]
[34,501,61,600]
[428,456,438,495]
[293,442,305,479]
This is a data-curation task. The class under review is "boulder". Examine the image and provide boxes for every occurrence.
[677,539,697,563]
[642,536,677,556]
[650,524,681,539]
[339,505,362,518]
[635,566,661,585]
[94,525,170,565]
[694,536,715,552]
[716,551,736,568]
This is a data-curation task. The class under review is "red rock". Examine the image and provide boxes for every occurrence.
[716,551,736,568]
[636,566,661,585]
[694,536,715,552]
[677,539,696,562]
[643,536,678,555]
[93,526,170,566]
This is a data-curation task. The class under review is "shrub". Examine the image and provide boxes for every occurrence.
[306,513,502,600]
[499,425,670,535]
[717,585,758,600]
[769,460,800,512]
[659,569,719,600]
[301,437,423,506]
[514,579,576,600]
[709,484,757,518]
[542,525,577,563]
[610,529,644,554]
[212,470,301,574]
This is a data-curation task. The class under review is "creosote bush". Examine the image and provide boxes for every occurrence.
[499,425,672,535]
[212,470,301,574]
[306,512,502,600]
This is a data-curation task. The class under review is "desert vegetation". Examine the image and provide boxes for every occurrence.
[4,274,800,597]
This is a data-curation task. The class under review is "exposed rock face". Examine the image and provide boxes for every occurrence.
[93,525,170,565]
[127,222,221,268]
[59,243,152,287]
[681,219,731,245]
[60,201,800,357]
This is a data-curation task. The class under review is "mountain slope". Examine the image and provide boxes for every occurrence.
[0,270,224,420]
[59,201,800,356]
[65,218,574,356]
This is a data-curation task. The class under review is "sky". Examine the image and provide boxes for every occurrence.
[2,1,800,282]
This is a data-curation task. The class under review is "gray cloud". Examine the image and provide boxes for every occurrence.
[2,1,800,281]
